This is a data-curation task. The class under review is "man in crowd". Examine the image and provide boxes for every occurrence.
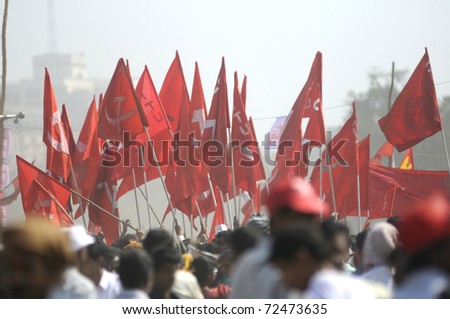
[117,250,154,299]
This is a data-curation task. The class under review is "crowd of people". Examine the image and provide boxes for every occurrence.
[0,177,449,299]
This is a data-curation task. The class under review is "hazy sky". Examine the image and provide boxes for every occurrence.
[5,0,450,136]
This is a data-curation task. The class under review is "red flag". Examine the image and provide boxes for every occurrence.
[209,186,226,241]
[136,66,171,138]
[201,58,231,194]
[373,141,393,164]
[17,156,71,216]
[241,184,261,225]
[241,75,247,109]
[61,105,76,160]
[43,69,72,180]
[364,187,397,229]
[89,142,120,245]
[72,97,101,218]
[25,179,74,227]
[98,58,148,141]
[378,49,442,152]
[159,51,187,132]
[400,148,415,170]
[191,62,208,139]
[249,117,266,182]
[270,52,322,184]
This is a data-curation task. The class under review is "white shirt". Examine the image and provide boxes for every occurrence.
[116,289,149,299]
[361,265,394,291]
[394,267,450,299]
[98,269,122,299]
[49,267,97,299]
[171,269,204,299]
[230,238,288,299]
[305,269,376,299]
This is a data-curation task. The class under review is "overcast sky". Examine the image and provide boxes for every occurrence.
[5,0,450,137]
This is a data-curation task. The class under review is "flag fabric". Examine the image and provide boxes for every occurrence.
[378,49,442,152]
[159,51,187,132]
[17,156,71,217]
[61,105,76,160]
[373,141,393,164]
[400,148,415,170]
[72,97,101,218]
[241,75,247,109]
[264,116,287,149]
[208,186,227,242]
[201,57,231,194]
[98,58,148,141]
[241,184,261,225]
[364,187,397,229]
[89,142,121,245]
[191,62,208,140]
[249,117,266,183]
[270,52,322,184]
[136,66,171,138]
[43,68,72,180]
[26,179,74,227]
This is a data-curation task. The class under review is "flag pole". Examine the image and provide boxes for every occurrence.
[440,130,450,174]
[325,149,338,213]
[356,172,362,233]
[190,212,194,238]
[46,189,75,225]
[138,148,153,230]
[181,211,187,235]
[69,167,88,229]
[228,129,239,220]
[224,192,233,228]
[136,186,163,227]
[319,151,323,221]
[143,127,177,222]
[389,187,397,217]
[69,188,138,231]
[131,168,142,229]
[387,62,396,168]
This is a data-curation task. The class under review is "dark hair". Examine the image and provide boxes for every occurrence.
[356,229,369,252]
[152,247,181,271]
[321,220,349,241]
[112,234,139,250]
[119,250,154,289]
[271,225,328,263]
[87,240,114,261]
[229,227,260,259]
[386,216,402,229]
[143,229,174,255]
[192,256,212,287]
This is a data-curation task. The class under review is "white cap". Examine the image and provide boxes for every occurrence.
[215,224,228,235]
[62,226,95,252]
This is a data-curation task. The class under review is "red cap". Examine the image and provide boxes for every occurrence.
[398,193,450,253]
[266,177,327,216]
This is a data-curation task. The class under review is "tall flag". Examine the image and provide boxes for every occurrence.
[201,57,231,194]
[270,52,322,184]
[231,72,260,197]
[72,97,101,218]
[209,186,227,241]
[26,179,74,227]
[89,142,120,245]
[378,49,442,152]
[249,117,266,183]
[241,75,247,109]
[17,156,71,218]
[61,105,76,160]
[373,141,393,164]
[159,51,186,132]
[400,148,415,170]
[191,62,208,140]
[43,69,71,180]
[98,58,148,141]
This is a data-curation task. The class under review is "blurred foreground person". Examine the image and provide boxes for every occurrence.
[321,220,355,273]
[361,222,398,292]
[80,240,122,298]
[49,226,97,298]
[231,177,325,298]
[394,193,450,298]
[150,247,181,299]
[3,218,71,298]
[117,250,154,299]
[271,225,375,299]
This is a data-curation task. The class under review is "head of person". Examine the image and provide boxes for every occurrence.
[320,220,350,270]
[267,177,326,234]
[80,239,114,285]
[397,193,450,276]
[229,226,260,262]
[246,213,270,237]
[151,247,181,295]
[119,250,154,293]
[271,224,328,292]
[362,222,398,271]
[353,229,369,271]
[192,256,213,288]
[386,215,402,229]
[2,218,72,298]
[143,229,174,255]
[62,226,95,272]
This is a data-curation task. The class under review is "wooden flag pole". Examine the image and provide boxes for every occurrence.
[131,168,142,229]
[440,129,450,174]
[228,129,239,220]
[138,148,153,229]
[387,62,396,168]
[136,186,162,227]
[356,173,362,233]
[69,188,138,231]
